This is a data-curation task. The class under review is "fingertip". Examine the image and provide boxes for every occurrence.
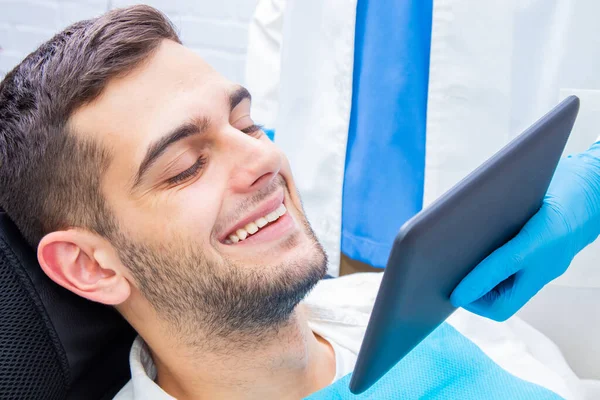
[462,301,484,316]
[476,298,513,322]
[450,288,468,308]
[451,275,487,308]
[449,295,461,308]
[487,306,512,322]
[461,293,500,318]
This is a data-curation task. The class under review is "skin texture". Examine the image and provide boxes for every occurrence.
[36,39,336,399]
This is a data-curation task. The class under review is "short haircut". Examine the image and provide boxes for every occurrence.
[0,5,180,247]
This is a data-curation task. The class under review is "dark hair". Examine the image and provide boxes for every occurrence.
[0,5,180,247]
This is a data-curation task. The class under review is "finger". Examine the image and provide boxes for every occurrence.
[450,231,531,308]
[462,274,518,321]
[449,199,565,307]
[463,273,543,321]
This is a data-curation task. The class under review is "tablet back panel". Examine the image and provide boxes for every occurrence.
[349,96,580,394]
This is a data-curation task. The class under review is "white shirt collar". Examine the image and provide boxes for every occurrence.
[126,336,176,400]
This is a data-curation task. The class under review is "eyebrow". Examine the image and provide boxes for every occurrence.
[131,86,252,191]
[132,118,209,190]
[230,86,251,111]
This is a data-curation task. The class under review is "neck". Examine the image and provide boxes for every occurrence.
[147,305,336,400]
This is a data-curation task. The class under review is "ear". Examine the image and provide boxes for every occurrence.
[37,230,131,305]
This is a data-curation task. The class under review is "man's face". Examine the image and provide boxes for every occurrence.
[69,40,327,340]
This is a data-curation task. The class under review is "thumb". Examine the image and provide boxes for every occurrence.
[462,271,545,321]
[450,228,535,308]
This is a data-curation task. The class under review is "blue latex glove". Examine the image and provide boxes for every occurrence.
[451,141,600,321]
[305,323,562,399]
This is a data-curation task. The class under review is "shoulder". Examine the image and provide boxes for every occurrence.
[112,380,134,400]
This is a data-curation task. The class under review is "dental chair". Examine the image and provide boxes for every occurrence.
[0,211,136,399]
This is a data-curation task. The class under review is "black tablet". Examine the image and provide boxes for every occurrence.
[349,96,580,394]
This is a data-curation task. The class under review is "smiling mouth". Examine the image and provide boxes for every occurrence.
[224,203,287,244]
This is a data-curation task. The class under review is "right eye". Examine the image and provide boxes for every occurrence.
[167,156,207,185]
[241,124,264,136]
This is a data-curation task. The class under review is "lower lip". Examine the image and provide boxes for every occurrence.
[230,212,295,246]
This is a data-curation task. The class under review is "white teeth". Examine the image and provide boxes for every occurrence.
[245,222,259,234]
[276,204,287,217]
[226,203,288,244]
[266,211,279,222]
[256,217,268,228]
[236,229,248,240]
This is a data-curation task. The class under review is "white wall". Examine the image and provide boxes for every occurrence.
[0,0,258,83]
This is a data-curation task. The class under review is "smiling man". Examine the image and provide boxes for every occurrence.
[0,6,339,399]
[0,5,589,400]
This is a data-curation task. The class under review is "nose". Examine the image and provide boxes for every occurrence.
[223,130,282,193]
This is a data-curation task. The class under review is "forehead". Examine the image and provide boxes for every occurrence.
[71,38,228,140]
[68,39,230,180]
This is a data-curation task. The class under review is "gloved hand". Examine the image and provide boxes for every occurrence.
[450,141,600,321]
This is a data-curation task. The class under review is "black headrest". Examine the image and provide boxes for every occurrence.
[0,212,136,400]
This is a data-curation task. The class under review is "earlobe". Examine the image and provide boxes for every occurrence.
[38,230,131,305]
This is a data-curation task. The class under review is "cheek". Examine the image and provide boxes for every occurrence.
[280,152,292,174]
[279,155,297,191]
[113,188,221,249]
[278,155,305,211]
[174,182,223,240]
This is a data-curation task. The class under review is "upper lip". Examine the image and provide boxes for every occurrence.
[219,190,285,242]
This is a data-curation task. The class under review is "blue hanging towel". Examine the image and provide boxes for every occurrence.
[342,0,433,268]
